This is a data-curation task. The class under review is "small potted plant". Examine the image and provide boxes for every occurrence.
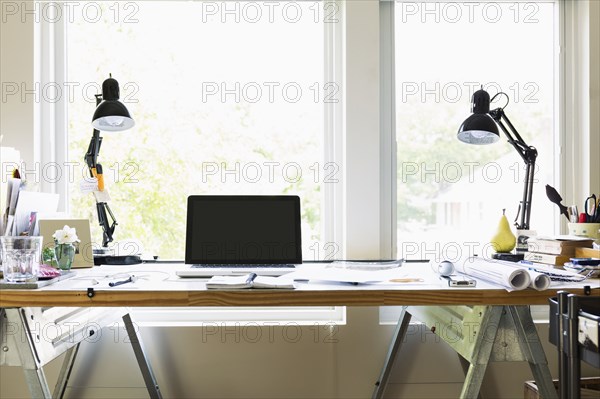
[53,225,79,271]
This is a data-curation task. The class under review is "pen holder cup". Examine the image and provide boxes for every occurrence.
[567,223,600,240]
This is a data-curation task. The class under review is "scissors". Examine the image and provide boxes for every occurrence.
[584,194,598,222]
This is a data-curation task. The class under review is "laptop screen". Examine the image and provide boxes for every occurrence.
[185,195,302,264]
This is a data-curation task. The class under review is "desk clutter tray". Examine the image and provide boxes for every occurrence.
[0,271,75,289]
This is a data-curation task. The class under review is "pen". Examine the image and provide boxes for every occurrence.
[567,205,579,223]
[109,275,135,287]
[246,273,258,286]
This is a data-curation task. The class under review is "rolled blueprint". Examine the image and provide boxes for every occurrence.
[467,257,552,290]
[457,257,531,291]
[500,262,551,291]
[525,270,551,290]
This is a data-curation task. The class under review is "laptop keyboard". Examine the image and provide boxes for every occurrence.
[192,264,296,268]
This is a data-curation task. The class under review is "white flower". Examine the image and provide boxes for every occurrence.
[53,225,80,245]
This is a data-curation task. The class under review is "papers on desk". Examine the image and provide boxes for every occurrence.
[521,263,594,282]
[1,178,22,236]
[286,266,405,284]
[330,259,404,271]
[0,147,20,233]
[457,257,590,291]
[13,191,59,236]
[1,181,60,236]
[206,273,296,289]
[177,265,408,288]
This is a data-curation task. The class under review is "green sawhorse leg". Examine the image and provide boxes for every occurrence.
[373,305,558,399]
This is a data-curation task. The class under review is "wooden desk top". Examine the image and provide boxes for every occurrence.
[1,264,598,307]
[1,286,598,308]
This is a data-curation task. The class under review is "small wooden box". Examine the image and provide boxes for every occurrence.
[524,378,600,399]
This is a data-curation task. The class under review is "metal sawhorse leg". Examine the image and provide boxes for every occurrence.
[1,308,162,398]
[372,305,558,399]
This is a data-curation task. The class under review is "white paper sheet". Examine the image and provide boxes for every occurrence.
[13,191,60,235]
[2,215,14,237]
[2,178,22,235]
[0,147,21,233]
[330,260,404,270]
[285,265,406,284]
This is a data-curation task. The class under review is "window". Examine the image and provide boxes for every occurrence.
[67,1,334,260]
[64,1,343,325]
[382,0,559,325]
[394,0,559,261]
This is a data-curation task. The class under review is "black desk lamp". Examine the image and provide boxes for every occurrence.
[457,88,538,230]
[84,74,138,264]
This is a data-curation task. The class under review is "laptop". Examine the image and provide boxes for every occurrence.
[176,195,302,277]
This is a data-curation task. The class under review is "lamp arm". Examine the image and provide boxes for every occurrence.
[489,108,538,230]
[521,159,536,230]
[96,201,117,247]
[86,93,118,248]
[85,95,104,172]
[84,130,102,172]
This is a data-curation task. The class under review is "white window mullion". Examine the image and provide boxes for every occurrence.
[343,0,383,260]
[35,1,68,212]
[561,0,600,221]
[324,0,345,259]
[380,0,396,259]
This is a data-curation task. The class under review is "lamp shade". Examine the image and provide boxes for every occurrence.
[457,88,499,145]
[457,113,500,144]
[92,76,134,132]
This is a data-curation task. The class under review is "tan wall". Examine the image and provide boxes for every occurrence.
[0,2,34,165]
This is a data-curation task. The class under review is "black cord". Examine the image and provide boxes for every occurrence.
[490,91,510,110]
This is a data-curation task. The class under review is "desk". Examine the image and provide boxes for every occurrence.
[1,264,598,398]
[1,263,595,307]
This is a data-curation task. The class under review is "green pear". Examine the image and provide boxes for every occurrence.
[490,209,516,253]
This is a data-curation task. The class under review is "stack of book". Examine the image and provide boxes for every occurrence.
[525,236,595,267]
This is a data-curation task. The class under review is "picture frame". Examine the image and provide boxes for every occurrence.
[38,218,94,268]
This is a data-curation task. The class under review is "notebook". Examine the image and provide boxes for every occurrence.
[176,195,302,277]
